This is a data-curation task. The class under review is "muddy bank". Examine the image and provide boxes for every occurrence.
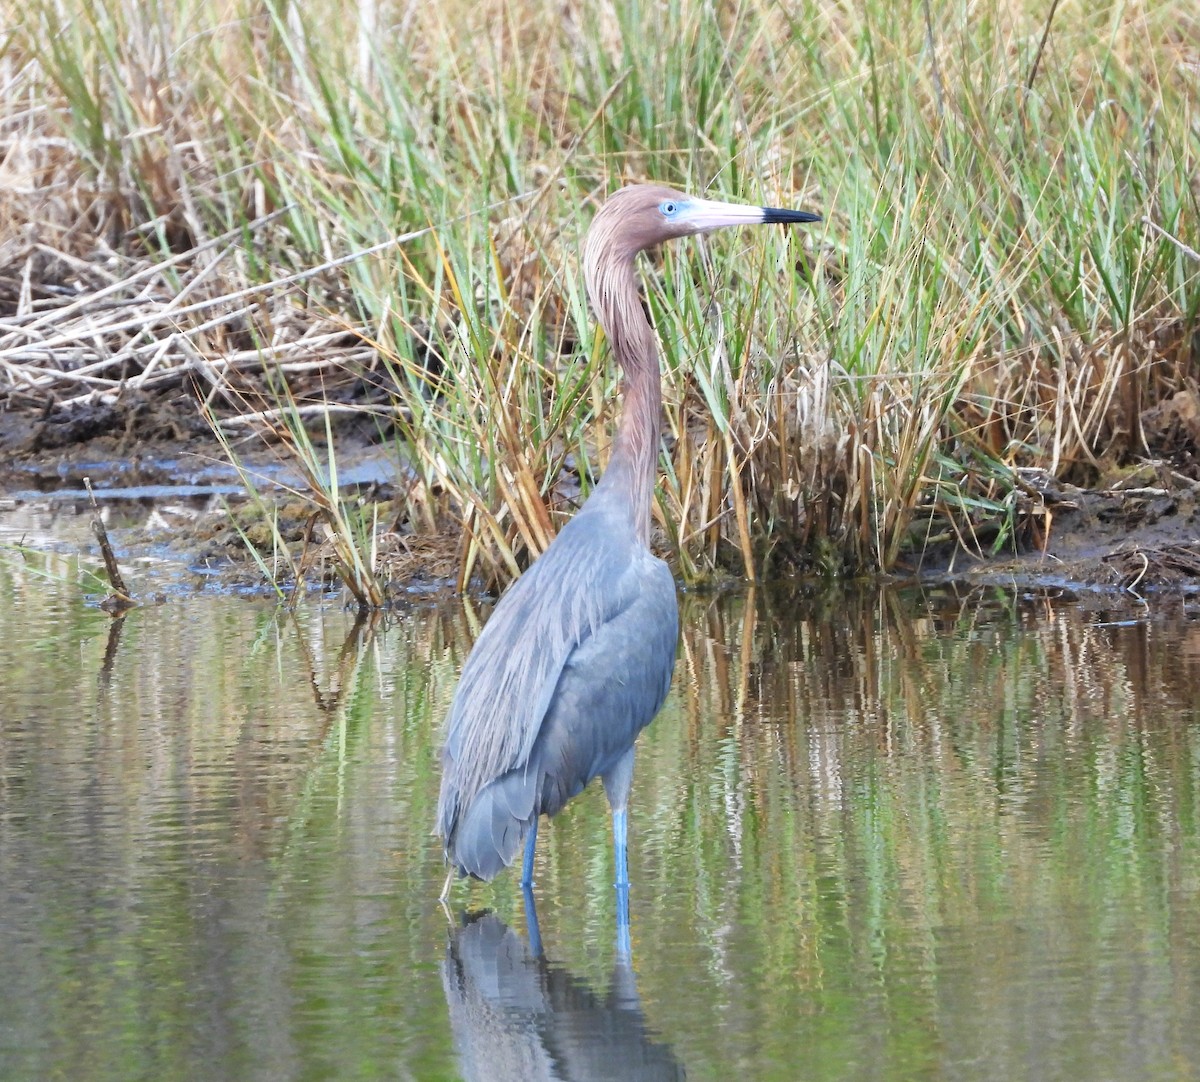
[1,393,1198,603]
[910,473,1200,596]
[0,391,470,599]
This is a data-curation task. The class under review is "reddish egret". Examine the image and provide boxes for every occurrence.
[436,184,820,904]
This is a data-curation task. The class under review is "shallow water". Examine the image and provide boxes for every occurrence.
[1,575,1198,1081]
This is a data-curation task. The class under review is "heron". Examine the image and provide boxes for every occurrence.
[436,183,821,904]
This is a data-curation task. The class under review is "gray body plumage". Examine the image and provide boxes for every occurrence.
[437,482,678,879]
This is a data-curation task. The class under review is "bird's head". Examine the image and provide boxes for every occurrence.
[586,183,821,263]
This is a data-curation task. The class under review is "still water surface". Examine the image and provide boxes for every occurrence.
[1,574,1198,1081]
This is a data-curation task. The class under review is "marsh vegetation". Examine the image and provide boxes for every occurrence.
[2,0,1197,599]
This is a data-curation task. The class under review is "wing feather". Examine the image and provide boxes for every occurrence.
[436,504,676,847]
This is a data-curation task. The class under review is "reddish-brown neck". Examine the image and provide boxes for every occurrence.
[584,251,661,545]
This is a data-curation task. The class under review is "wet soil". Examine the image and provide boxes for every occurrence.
[910,476,1200,596]
[0,394,409,596]
[1,393,1198,603]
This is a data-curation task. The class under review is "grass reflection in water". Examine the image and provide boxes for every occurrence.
[0,579,1197,1081]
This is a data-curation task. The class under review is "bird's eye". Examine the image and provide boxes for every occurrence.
[660,201,678,216]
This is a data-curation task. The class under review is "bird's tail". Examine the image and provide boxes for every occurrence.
[446,767,539,881]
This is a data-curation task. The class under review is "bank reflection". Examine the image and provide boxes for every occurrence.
[442,906,685,1081]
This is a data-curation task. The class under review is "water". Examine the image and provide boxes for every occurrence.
[1,574,1198,1081]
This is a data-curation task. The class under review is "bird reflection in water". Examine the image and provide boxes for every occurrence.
[441,895,685,1081]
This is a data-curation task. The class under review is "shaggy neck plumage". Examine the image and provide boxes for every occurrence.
[584,250,661,546]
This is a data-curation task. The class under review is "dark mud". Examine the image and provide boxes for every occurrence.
[911,476,1200,596]
[909,384,1200,598]
[1,393,1198,604]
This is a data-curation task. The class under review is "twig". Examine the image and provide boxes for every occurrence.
[1025,0,1062,94]
[219,401,412,427]
[83,477,136,612]
[1141,216,1200,263]
[1127,549,1149,593]
[1102,486,1169,498]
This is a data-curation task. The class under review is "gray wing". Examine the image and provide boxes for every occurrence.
[437,504,678,876]
[524,557,678,818]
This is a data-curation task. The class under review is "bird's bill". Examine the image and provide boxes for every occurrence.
[685,196,822,230]
[762,205,823,224]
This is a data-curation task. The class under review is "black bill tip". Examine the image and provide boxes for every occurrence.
[762,207,822,224]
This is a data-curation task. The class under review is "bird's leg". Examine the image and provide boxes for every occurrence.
[520,817,539,888]
[602,747,636,889]
[610,804,632,955]
[439,866,454,903]
[612,808,629,888]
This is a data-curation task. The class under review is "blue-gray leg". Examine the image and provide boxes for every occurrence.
[602,748,636,887]
[602,746,636,956]
[612,808,629,887]
[520,817,539,888]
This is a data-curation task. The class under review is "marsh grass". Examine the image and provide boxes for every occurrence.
[2,0,1197,593]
